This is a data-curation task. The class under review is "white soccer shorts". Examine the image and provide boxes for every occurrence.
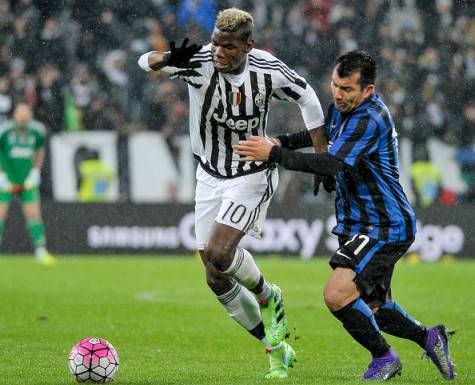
[194,164,279,249]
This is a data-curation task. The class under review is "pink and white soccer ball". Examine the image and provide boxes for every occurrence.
[68,337,119,383]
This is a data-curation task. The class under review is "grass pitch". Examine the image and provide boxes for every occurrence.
[0,255,473,385]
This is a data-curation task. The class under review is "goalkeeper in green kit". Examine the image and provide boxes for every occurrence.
[0,103,56,265]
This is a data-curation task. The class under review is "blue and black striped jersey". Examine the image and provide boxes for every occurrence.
[327,94,416,243]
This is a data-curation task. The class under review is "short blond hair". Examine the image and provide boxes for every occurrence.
[215,8,253,41]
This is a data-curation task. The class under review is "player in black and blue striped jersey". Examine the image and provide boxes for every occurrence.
[235,50,456,382]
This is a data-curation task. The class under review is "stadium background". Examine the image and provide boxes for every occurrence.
[0,0,474,260]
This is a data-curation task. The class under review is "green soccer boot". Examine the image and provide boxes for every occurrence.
[265,341,296,379]
[260,284,289,346]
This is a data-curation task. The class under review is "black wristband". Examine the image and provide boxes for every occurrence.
[268,145,283,163]
[163,52,171,65]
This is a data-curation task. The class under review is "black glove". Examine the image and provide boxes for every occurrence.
[164,38,202,68]
[313,174,336,196]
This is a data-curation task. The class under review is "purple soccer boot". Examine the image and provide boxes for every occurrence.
[423,325,456,380]
[363,348,402,381]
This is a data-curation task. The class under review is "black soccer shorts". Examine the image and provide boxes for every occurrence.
[329,234,414,306]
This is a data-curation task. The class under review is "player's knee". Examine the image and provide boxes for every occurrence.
[204,243,234,272]
[205,270,222,290]
[205,266,230,294]
[323,282,348,311]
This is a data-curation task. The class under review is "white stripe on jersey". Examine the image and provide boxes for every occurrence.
[156,45,324,178]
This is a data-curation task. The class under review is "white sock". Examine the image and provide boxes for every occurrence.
[217,283,262,331]
[223,248,260,288]
[35,246,47,259]
[223,247,272,302]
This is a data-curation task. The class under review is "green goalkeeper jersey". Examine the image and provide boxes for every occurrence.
[0,119,45,184]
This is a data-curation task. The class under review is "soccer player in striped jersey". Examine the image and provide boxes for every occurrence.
[138,8,325,378]
[235,50,456,381]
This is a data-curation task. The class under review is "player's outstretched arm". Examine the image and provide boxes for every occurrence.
[138,38,202,72]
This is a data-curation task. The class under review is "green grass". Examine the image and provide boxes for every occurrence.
[0,256,473,384]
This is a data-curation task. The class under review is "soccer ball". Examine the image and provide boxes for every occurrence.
[68,337,119,383]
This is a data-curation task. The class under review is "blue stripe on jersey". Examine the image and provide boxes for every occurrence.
[372,165,412,242]
[375,107,417,241]
[329,116,379,166]
[351,172,385,239]
[327,95,416,243]
[355,240,385,273]
[368,102,416,241]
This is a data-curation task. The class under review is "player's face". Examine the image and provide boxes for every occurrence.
[13,104,33,128]
[331,68,374,113]
[211,28,253,74]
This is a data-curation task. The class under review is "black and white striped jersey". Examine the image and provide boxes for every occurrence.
[140,45,324,178]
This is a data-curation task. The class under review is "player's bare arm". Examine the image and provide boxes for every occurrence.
[34,147,45,170]
[309,125,328,153]
[23,147,44,191]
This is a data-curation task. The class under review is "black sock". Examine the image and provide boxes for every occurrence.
[375,302,427,348]
[249,321,266,340]
[332,298,390,357]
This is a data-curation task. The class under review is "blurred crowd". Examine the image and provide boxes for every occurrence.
[0,0,474,203]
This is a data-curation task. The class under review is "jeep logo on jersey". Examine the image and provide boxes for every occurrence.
[212,112,260,132]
